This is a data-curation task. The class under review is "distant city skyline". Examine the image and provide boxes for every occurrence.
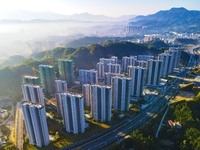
[0,0,199,19]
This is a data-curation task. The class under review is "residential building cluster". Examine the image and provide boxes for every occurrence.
[20,47,181,147]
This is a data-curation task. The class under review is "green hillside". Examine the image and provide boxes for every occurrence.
[0,41,188,103]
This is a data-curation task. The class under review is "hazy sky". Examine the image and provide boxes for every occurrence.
[0,0,200,17]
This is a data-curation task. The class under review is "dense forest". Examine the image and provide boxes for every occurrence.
[109,87,200,150]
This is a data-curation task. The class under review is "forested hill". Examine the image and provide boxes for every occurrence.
[0,41,188,103]
[31,41,162,69]
[0,41,162,102]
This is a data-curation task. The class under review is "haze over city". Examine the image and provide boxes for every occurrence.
[0,0,200,18]
[0,1,200,150]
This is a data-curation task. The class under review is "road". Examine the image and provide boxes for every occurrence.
[15,102,24,150]
[62,51,197,150]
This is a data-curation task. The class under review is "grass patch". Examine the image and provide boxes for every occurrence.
[91,120,110,129]
[170,90,195,103]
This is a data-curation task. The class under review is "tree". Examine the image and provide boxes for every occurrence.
[132,129,156,150]
[54,131,60,141]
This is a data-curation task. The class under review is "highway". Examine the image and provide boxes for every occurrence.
[62,52,196,150]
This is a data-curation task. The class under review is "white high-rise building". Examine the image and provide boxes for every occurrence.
[55,93,63,116]
[165,47,181,71]
[55,80,67,116]
[97,62,105,79]
[171,47,181,68]
[99,58,116,72]
[22,102,49,147]
[138,55,154,61]
[82,84,92,108]
[107,63,121,74]
[112,77,131,111]
[62,93,85,134]
[91,85,112,122]
[99,58,116,65]
[79,69,98,85]
[158,53,172,78]
[122,56,137,72]
[146,59,162,86]
[137,60,147,68]
[104,73,120,86]
[21,84,44,105]
[128,66,146,101]
[111,56,118,64]
[55,80,67,93]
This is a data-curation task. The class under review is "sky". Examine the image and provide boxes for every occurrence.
[0,0,200,18]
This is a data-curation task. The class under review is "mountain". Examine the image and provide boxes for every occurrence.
[129,7,200,33]
[0,55,26,69]
[0,11,135,22]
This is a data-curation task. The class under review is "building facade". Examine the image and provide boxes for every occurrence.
[104,73,120,86]
[107,63,121,74]
[112,77,131,111]
[128,66,146,100]
[58,59,75,86]
[158,53,172,78]
[55,80,67,93]
[39,65,56,96]
[22,102,49,147]
[22,75,40,85]
[61,93,85,134]
[122,56,137,72]
[79,69,98,85]
[146,59,162,86]
[91,85,112,122]
[82,84,92,108]
[21,84,45,105]
[137,55,154,61]
[96,62,105,79]
[55,80,67,116]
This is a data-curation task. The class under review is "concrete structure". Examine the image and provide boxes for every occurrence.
[91,85,112,122]
[107,63,121,74]
[96,62,105,79]
[128,66,146,101]
[122,56,137,72]
[79,69,98,85]
[146,59,162,86]
[22,102,49,147]
[138,55,154,61]
[39,65,55,96]
[112,77,131,111]
[111,56,118,64]
[158,53,172,78]
[99,58,116,72]
[61,93,85,134]
[55,80,67,93]
[137,60,147,68]
[82,84,92,108]
[104,73,120,86]
[21,84,45,105]
[165,48,181,72]
[22,75,40,85]
[58,59,75,86]
[55,80,67,116]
